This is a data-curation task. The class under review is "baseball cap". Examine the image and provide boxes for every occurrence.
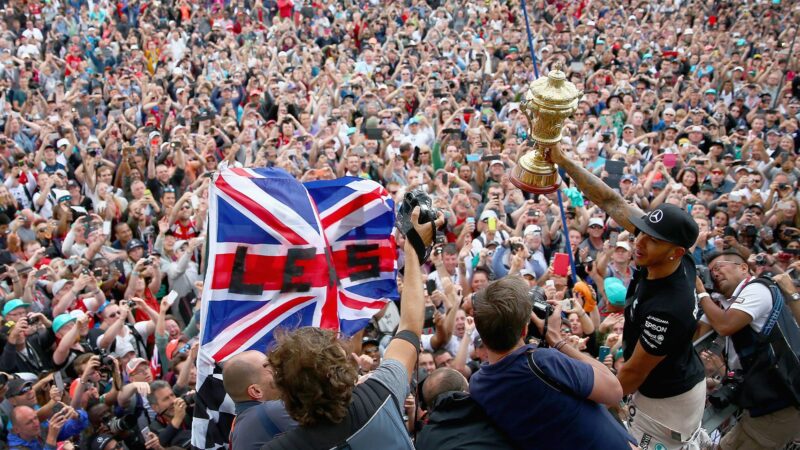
[90,435,115,450]
[479,209,498,221]
[520,269,536,279]
[687,125,703,133]
[174,240,188,251]
[605,277,627,306]
[524,225,542,235]
[588,217,604,228]
[473,335,484,348]
[126,239,146,252]
[52,279,73,297]
[56,138,70,149]
[489,159,505,168]
[2,299,29,316]
[615,241,631,252]
[629,204,699,249]
[663,107,676,116]
[362,336,380,347]
[7,379,33,397]
[52,313,76,333]
[126,357,148,374]
[622,124,635,131]
[621,174,637,183]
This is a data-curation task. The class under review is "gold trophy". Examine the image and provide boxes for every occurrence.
[511,65,583,194]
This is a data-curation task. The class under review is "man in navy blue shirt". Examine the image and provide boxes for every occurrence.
[469,277,636,450]
[223,350,296,449]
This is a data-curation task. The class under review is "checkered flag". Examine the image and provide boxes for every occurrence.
[191,362,235,449]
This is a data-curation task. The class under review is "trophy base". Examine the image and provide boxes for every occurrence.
[511,160,560,194]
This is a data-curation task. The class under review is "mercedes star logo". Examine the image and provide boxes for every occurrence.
[648,210,664,223]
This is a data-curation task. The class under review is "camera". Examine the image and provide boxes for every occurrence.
[88,149,98,158]
[708,372,744,409]
[26,314,39,325]
[396,190,439,261]
[106,414,137,434]
[583,256,595,272]
[755,254,768,266]
[181,392,196,408]
[530,286,552,321]
[510,242,524,254]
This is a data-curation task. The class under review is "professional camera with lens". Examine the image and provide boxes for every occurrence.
[708,372,744,410]
[529,286,553,321]
[396,189,439,262]
[97,351,116,375]
[105,414,137,434]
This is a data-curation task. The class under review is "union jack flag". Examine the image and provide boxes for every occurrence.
[192,168,397,449]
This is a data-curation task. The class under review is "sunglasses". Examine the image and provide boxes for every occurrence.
[14,385,32,396]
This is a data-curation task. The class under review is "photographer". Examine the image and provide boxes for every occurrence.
[93,300,154,360]
[262,206,444,449]
[696,250,800,449]
[147,380,192,447]
[0,309,53,374]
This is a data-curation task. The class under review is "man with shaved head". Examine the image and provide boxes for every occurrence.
[223,350,296,449]
[415,368,514,450]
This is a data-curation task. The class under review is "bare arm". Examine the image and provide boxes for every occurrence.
[551,146,643,232]
[383,209,445,383]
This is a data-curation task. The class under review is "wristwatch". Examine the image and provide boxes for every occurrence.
[791,292,800,302]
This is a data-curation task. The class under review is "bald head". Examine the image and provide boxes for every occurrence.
[422,368,468,407]
[11,405,39,440]
[223,350,275,402]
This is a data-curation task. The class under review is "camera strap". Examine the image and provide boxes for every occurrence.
[406,222,435,265]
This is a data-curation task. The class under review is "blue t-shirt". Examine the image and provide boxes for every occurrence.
[470,344,634,450]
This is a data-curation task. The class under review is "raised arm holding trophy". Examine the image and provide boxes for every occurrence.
[512,66,708,449]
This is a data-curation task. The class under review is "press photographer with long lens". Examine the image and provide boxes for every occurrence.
[550,147,707,448]
[696,250,800,449]
[261,193,445,449]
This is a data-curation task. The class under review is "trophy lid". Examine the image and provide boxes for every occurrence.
[524,63,583,112]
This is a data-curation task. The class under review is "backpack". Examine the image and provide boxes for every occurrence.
[730,277,800,416]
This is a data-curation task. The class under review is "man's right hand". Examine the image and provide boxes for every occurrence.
[409,206,445,249]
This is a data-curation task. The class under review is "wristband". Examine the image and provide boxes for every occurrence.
[697,292,710,300]
[553,339,568,352]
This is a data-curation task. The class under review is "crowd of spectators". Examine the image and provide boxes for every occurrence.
[0,0,799,448]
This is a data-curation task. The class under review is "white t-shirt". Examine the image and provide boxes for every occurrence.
[700,278,772,370]
[98,321,153,358]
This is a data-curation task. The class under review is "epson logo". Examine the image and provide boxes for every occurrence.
[644,321,667,333]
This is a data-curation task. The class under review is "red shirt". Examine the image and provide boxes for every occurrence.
[170,219,198,240]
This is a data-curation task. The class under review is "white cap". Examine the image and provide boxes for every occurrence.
[524,225,542,235]
[588,217,604,227]
[615,241,631,252]
[479,209,498,221]
[663,107,676,116]
[489,159,504,167]
[56,138,70,148]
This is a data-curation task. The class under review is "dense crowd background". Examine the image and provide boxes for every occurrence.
[0,0,799,448]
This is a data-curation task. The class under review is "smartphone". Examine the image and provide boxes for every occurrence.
[102,221,112,235]
[466,217,475,224]
[425,279,437,296]
[487,217,497,231]
[416,173,424,184]
[598,345,611,362]
[463,107,474,114]
[481,154,501,162]
[141,426,151,441]
[609,231,619,247]
[52,402,64,415]
[552,252,570,277]
[54,371,64,391]
[442,173,448,186]
[466,154,480,162]
[559,299,573,310]
[164,290,179,307]
[435,234,446,245]
[545,280,555,289]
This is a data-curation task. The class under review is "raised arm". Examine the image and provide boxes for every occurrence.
[550,146,643,233]
[383,208,445,382]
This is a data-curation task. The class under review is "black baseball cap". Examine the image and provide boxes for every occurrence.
[126,239,146,252]
[629,204,699,249]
